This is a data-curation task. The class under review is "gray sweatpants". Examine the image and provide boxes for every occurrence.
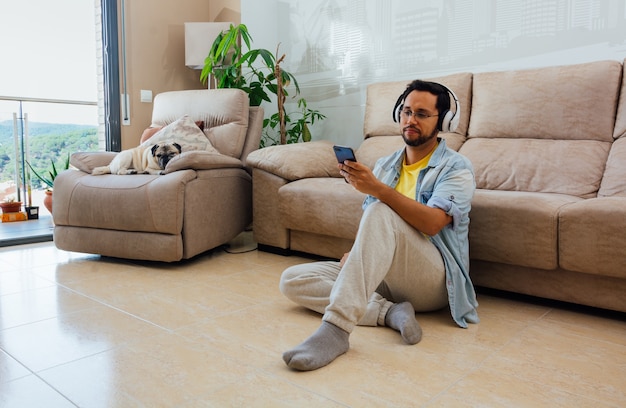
[279,202,448,333]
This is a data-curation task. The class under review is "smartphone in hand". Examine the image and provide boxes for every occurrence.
[333,145,357,163]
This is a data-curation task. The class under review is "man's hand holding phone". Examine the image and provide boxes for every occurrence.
[333,145,382,196]
[333,145,357,184]
[333,145,356,164]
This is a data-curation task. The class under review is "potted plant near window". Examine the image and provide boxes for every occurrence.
[201,24,325,146]
[26,153,70,213]
[0,196,23,214]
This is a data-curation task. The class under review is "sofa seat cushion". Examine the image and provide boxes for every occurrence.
[279,178,365,240]
[469,189,581,269]
[559,197,626,278]
[460,138,610,198]
[53,169,198,234]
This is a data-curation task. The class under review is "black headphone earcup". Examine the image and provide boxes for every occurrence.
[440,110,454,132]
[437,110,447,131]
[394,103,403,123]
[444,87,460,132]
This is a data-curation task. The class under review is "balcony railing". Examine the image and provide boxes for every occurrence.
[0,95,101,217]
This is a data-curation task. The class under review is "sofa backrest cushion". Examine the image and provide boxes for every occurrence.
[611,58,626,140]
[151,89,249,159]
[460,60,622,198]
[601,59,626,197]
[460,138,610,198]
[363,72,473,140]
[356,136,406,169]
[599,138,626,197]
[468,60,621,141]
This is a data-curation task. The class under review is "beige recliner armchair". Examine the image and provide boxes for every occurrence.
[53,89,263,262]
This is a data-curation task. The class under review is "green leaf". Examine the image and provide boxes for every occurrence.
[257,49,276,68]
[198,23,325,146]
[302,123,312,142]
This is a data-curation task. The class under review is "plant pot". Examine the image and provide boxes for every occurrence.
[0,202,23,213]
[25,206,39,220]
[43,190,53,213]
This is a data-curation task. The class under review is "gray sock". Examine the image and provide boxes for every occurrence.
[385,302,422,345]
[282,321,350,371]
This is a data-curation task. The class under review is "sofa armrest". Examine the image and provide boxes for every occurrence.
[163,151,243,173]
[246,140,341,181]
[71,151,117,173]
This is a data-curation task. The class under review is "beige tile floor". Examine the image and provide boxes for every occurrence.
[1,235,625,407]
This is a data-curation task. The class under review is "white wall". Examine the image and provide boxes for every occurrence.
[243,0,626,148]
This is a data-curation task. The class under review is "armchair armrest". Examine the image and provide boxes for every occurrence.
[71,151,117,173]
[246,140,341,181]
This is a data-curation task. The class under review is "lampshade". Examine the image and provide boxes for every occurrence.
[184,22,233,69]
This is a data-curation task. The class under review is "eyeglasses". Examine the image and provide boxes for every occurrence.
[401,110,439,121]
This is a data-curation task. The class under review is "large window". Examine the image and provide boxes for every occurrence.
[0,0,112,220]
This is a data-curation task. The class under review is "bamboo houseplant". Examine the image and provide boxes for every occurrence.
[200,24,325,146]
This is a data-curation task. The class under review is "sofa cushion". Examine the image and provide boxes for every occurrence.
[468,60,621,142]
[355,134,466,172]
[364,72,473,140]
[247,140,341,181]
[139,115,217,153]
[140,120,204,144]
[461,60,620,198]
[151,89,249,159]
[612,58,626,140]
[460,138,610,198]
[559,197,626,278]
[163,151,243,173]
[469,189,581,270]
[356,136,406,169]
[598,138,626,197]
[279,178,365,240]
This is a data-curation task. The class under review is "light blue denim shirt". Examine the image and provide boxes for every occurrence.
[363,138,479,328]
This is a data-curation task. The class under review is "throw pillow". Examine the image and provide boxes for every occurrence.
[140,115,218,154]
[140,120,205,144]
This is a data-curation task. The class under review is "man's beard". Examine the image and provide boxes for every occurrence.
[402,126,438,147]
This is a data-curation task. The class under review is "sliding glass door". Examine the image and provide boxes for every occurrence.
[0,0,103,241]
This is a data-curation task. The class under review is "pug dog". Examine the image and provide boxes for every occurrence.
[92,142,182,175]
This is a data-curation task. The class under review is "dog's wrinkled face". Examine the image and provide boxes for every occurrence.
[151,142,182,169]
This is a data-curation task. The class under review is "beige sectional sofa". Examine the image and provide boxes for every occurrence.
[246,60,626,313]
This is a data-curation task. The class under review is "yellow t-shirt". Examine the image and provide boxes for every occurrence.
[395,146,437,199]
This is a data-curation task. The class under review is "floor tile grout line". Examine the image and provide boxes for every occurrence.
[1,344,78,406]
[0,277,173,334]
[53,281,178,333]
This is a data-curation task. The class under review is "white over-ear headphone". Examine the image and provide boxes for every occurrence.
[394,83,461,133]
[439,85,460,133]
